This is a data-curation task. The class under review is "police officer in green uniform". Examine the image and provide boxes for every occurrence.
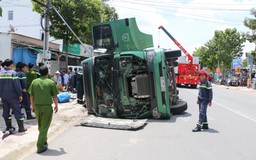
[26,63,37,90]
[28,66,59,153]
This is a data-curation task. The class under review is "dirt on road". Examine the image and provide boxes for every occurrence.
[0,99,87,160]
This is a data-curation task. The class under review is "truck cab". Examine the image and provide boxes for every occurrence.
[82,18,187,119]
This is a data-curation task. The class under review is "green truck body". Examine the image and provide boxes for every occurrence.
[82,18,187,119]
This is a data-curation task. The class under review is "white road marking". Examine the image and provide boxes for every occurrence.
[184,89,256,123]
[212,101,256,123]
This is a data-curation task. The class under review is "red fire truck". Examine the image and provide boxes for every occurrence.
[159,26,199,88]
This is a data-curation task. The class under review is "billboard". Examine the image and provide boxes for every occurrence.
[232,58,242,71]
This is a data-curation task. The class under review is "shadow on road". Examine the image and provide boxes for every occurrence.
[177,86,198,90]
[147,112,192,123]
[201,128,220,133]
[40,148,67,156]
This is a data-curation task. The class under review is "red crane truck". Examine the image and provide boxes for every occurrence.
[159,26,199,88]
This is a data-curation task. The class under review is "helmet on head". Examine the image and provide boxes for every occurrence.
[199,69,207,76]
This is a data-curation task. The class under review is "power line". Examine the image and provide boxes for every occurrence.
[114,4,243,25]
[109,0,116,7]
[112,0,250,25]
[133,0,255,6]
[159,7,242,23]
[171,0,256,6]
[114,0,253,11]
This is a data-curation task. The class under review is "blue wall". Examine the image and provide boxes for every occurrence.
[13,48,37,66]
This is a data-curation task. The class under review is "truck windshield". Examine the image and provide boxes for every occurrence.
[93,24,114,50]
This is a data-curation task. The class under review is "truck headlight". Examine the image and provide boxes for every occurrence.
[146,49,156,62]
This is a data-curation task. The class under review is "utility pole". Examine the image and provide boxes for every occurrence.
[43,0,50,69]
[246,52,253,88]
[101,0,104,22]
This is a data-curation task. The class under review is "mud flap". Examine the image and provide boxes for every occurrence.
[80,115,147,130]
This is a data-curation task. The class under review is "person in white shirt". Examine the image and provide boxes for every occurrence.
[53,71,62,85]
[63,71,69,86]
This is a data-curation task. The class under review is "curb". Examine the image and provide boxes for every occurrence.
[0,100,87,160]
[212,83,256,93]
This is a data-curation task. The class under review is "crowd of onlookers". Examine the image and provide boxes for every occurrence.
[52,67,83,92]
[0,59,85,152]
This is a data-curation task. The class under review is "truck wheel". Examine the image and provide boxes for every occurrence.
[191,84,197,88]
[170,100,187,115]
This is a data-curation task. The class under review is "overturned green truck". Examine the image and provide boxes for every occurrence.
[82,18,187,120]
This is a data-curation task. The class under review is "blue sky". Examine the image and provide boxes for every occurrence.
[110,0,256,56]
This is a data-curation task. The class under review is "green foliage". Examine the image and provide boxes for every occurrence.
[31,0,118,45]
[194,28,246,71]
[103,3,118,21]
[0,6,2,17]
[242,58,247,68]
[244,8,256,62]
[250,50,256,63]
[244,8,256,43]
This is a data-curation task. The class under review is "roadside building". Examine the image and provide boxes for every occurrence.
[0,0,91,73]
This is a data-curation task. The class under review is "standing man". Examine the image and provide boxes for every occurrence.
[16,62,35,119]
[0,59,27,133]
[26,63,37,90]
[63,70,69,90]
[193,69,213,132]
[67,67,74,91]
[76,71,84,104]
[28,66,59,153]
[36,62,45,78]
[53,71,62,85]
[73,68,78,90]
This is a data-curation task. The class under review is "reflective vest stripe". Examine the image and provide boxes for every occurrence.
[0,76,19,79]
[199,86,212,90]
[18,77,27,80]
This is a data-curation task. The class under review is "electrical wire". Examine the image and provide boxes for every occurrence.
[112,0,251,25]
[114,4,243,25]
[114,0,255,11]
[113,0,253,25]
[40,12,50,32]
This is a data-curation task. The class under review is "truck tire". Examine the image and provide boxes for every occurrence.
[191,84,197,88]
[170,100,187,115]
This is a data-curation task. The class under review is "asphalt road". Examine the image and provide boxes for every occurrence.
[24,85,256,160]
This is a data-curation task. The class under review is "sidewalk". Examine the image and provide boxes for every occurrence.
[212,83,256,93]
[0,98,86,160]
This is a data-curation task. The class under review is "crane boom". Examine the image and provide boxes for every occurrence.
[158,26,193,64]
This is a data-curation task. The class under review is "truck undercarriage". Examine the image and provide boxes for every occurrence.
[81,18,187,129]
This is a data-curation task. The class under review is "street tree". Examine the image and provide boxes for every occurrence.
[31,0,118,47]
[242,58,247,68]
[244,8,256,62]
[194,28,246,71]
[103,2,118,21]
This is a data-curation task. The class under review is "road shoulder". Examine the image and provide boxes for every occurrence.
[0,100,86,160]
